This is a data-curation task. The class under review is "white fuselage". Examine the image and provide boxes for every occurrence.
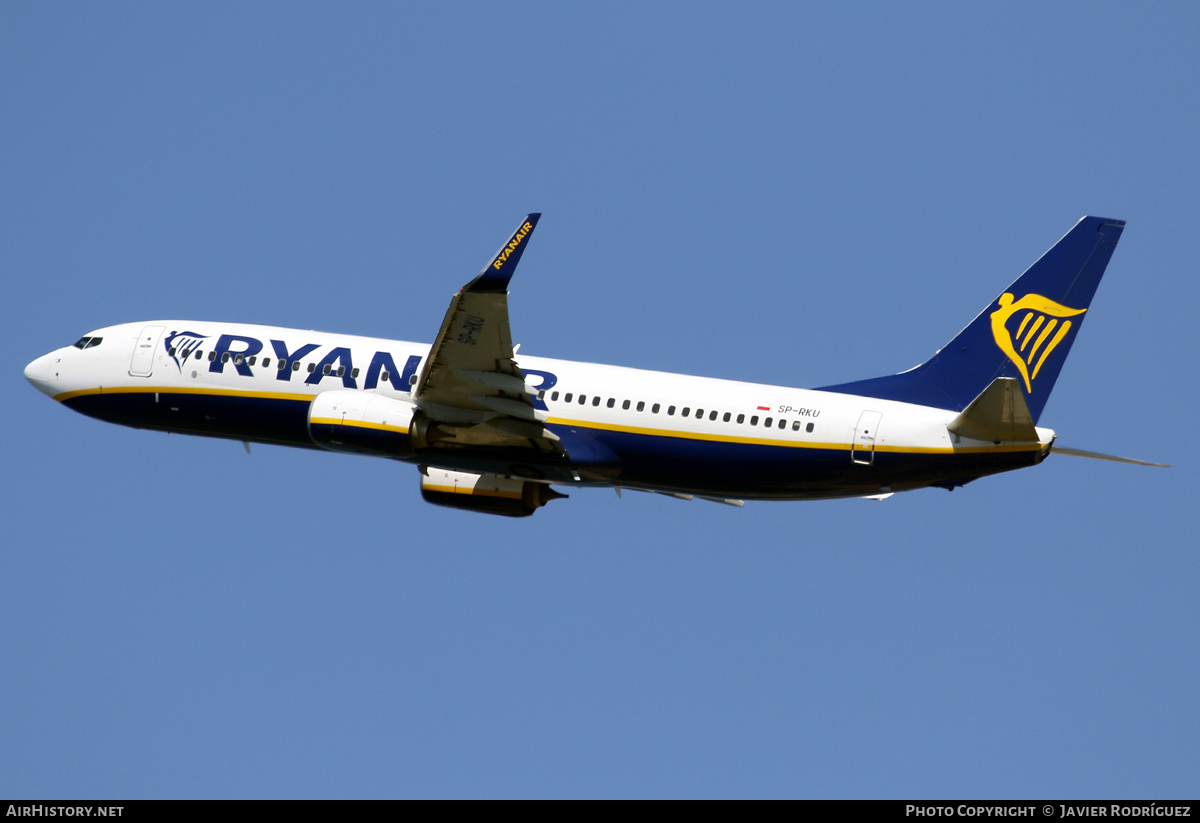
[25,319,1054,502]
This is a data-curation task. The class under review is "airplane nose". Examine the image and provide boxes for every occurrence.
[24,352,58,397]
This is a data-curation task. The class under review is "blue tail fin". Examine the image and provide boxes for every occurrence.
[818,216,1125,422]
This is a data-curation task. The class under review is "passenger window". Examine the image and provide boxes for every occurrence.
[695,408,703,418]
[806,422,815,433]
[792,421,801,431]
[308,363,317,373]
[638,401,646,412]
[765,417,773,427]
[737,414,745,424]
[751,416,758,425]
[564,393,573,402]
[381,370,390,381]
[651,403,659,413]
[221,352,230,363]
[195,350,203,360]
[606,398,614,408]
[337,366,346,377]
[622,400,630,410]
[248,356,257,366]
[551,391,560,401]
[168,347,176,356]
[234,354,244,365]
[682,407,690,417]
[778,419,786,429]
[292,361,301,371]
[592,396,600,406]
[208,352,217,362]
[276,360,286,370]
[538,390,545,399]
[723,412,731,422]
[351,367,359,378]
[322,364,332,375]
[668,406,676,415]
[579,394,587,405]
[709,410,718,421]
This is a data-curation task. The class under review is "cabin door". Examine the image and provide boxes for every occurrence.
[852,410,883,465]
[128,325,165,377]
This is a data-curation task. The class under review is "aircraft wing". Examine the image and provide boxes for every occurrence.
[412,214,563,454]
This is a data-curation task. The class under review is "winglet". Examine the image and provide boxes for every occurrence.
[463,213,541,293]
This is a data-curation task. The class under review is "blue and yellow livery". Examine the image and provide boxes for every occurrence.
[24,215,1164,517]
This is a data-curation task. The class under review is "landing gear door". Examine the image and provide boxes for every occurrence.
[852,410,883,465]
[129,325,165,377]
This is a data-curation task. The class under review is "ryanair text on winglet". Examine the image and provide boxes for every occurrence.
[493,222,534,270]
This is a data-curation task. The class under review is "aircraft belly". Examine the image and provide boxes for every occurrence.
[585,428,1041,499]
[62,391,316,448]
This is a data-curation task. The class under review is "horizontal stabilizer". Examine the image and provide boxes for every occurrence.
[1052,446,1170,468]
[948,377,1038,443]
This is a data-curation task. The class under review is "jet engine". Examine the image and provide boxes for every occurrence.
[420,467,567,517]
[308,389,417,458]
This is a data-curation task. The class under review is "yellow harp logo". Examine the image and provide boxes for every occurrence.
[990,293,1087,393]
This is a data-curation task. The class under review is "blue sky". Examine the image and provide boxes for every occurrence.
[3,2,1197,798]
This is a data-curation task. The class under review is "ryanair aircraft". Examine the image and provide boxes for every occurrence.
[24,215,1165,517]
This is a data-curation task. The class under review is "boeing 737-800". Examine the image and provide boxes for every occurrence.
[23,214,1164,516]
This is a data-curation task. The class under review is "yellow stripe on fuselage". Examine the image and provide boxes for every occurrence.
[545,416,1041,455]
[54,385,315,403]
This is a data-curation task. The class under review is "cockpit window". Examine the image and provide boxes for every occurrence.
[72,337,103,349]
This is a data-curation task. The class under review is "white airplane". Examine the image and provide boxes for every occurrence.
[24,214,1165,517]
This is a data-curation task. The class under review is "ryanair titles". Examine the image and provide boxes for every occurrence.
[168,331,422,392]
[492,221,534,270]
[163,330,560,410]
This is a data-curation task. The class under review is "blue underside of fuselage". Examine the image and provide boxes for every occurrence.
[63,390,1041,500]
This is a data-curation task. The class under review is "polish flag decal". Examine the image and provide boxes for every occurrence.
[756,406,770,411]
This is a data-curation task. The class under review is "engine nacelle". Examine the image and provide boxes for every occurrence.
[420,467,567,517]
[308,390,417,458]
